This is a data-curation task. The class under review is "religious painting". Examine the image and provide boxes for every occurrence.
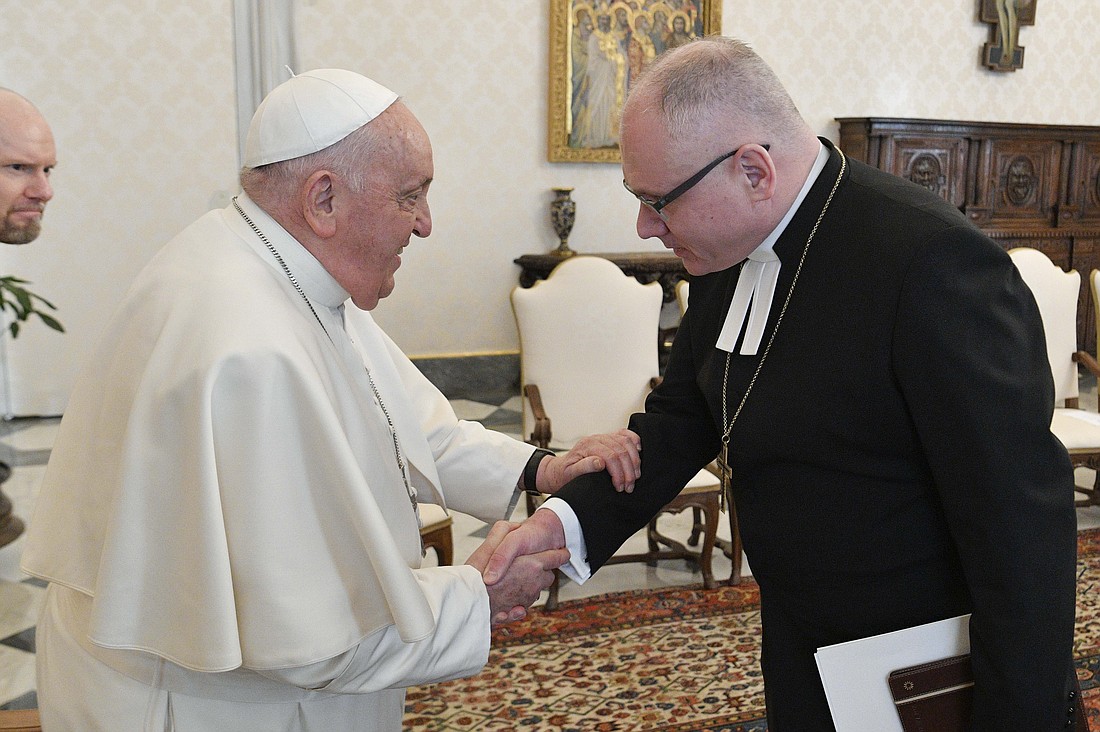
[548,0,722,163]
[979,0,1037,72]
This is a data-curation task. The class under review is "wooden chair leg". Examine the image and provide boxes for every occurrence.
[1073,462,1100,508]
[688,506,703,546]
[618,489,721,589]
[697,497,718,589]
[645,519,661,560]
[420,514,454,567]
[726,500,743,585]
[432,529,454,566]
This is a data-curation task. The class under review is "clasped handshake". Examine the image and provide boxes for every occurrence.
[464,429,641,626]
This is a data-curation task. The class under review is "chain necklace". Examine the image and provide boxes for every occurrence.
[232,197,420,526]
[716,149,847,491]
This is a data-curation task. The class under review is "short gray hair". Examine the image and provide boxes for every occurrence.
[625,37,805,144]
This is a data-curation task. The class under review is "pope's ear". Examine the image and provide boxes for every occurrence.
[739,144,776,202]
[302,171,338,238]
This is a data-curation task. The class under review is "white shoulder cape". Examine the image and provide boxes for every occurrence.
[21,199,530,673]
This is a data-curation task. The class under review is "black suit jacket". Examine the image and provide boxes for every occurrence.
[555,140,1079,730]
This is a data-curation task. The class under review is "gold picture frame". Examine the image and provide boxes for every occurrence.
[548,0,722,163]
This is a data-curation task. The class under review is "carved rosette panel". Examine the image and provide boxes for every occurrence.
[1002,155,1038,206]
[1082,142,1100,222]
[905,153,946,197]
[837,117,1100,355]
[984,139,1059,225]
[885,137,967,207]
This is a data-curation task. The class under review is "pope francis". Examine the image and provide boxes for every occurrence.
[20,69,640,731]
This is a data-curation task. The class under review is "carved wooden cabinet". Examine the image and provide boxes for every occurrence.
[837,117,1100,353]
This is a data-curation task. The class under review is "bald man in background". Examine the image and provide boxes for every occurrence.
[0,88,56,549]
[0,88,55,246]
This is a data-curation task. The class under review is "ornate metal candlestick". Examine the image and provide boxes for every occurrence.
[549,187,577,257]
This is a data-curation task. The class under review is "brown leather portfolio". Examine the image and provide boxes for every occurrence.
[888,654,1088,731]
[888,654,973,731]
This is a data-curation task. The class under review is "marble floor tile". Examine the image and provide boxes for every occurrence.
[447,399,499,422]
[0,645,35,710]
[0,582,44,641]
[0,465,46,583]
[0,423,59,453]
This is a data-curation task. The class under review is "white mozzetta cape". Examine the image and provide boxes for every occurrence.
[22,195,532,693]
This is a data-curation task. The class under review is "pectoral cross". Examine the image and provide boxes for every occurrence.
[980,0,1037,72]
[717,442,733,512]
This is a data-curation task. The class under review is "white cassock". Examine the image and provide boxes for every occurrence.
[21,193,534,731]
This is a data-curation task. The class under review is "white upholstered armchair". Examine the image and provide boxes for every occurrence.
[1010,247,1100,507]
[510,255,722,610]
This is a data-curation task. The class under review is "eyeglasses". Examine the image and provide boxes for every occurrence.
[623,143,770,220]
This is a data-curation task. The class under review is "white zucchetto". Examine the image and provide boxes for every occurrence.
[244,68,398,168]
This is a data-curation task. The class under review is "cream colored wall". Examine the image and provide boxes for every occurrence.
[301,0,1100,358]
[1,0,1098,413]
[0,1,239,414]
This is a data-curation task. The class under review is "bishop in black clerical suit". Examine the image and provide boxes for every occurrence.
[539,38,1079,732]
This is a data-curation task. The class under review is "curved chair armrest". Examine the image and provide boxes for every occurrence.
[1074,350,1100,380]
[523,383,553,448]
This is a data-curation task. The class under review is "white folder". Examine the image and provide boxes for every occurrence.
[814,614,971,732]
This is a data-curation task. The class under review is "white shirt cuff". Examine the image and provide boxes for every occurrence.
[537,497,591,584]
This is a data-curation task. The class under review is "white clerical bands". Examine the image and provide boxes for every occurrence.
[715,254,781,355]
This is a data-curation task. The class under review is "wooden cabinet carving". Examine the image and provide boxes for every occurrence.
[838,117,1100,354]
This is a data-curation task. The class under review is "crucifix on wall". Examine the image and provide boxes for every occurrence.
[980,0,1037,72]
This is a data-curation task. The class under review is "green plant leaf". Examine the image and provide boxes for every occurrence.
[0,276,65,338]
[36,312,64,332]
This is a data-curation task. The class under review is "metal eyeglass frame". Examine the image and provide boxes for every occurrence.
[623,143,770,220]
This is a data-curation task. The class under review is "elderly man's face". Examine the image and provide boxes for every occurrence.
[0,93,56,245]
[333,103,434,311]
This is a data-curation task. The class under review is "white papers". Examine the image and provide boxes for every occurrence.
[814,615,971,732]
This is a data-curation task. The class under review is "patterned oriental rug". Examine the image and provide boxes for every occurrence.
[404,529,1100,731]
